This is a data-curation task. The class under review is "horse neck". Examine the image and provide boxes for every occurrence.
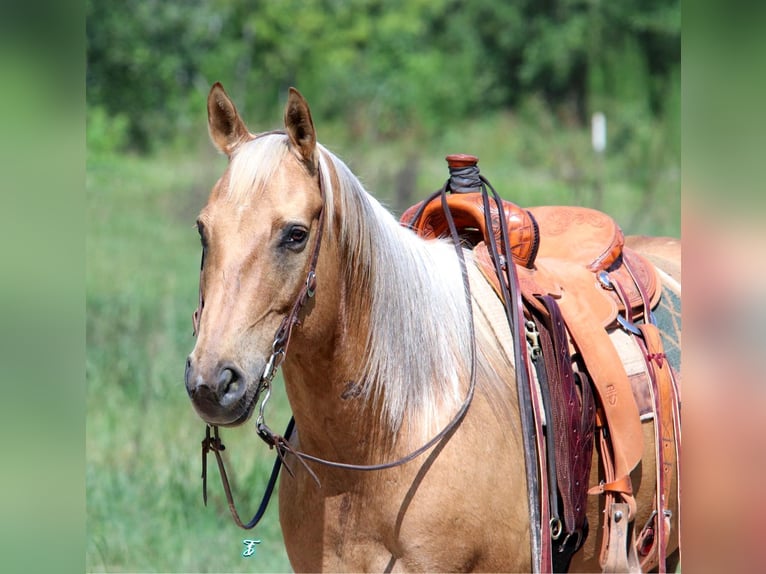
[282,158,473,464]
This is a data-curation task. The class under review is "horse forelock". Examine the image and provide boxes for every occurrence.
[318,146,475,435]
[222,134,337,236]
[223,134,291,204]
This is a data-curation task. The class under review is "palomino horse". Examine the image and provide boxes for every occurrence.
[185,83,680,572]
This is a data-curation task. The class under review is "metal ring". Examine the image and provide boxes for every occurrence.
[550,517,563,540]
[597,270,613,290]
[560,530,582,552]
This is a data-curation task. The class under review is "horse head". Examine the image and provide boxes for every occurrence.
[185,83,328,426]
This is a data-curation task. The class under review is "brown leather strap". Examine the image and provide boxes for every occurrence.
[636,322,678,573]
[475,175,549,574]
[592,419,638,570]
[588,475,634,496]
[558,295,642,571]
[535,295,595,537]
[554,293,643,485]
[201,422,295,529]
[623,253,679,573]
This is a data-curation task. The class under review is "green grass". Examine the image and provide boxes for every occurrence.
[86,111,679,572]
[86,150,294,572]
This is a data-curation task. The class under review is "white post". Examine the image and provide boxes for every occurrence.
[592,112,607,154]
[591,112,606,208]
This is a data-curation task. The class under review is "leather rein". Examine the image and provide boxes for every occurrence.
[195,155,482,531]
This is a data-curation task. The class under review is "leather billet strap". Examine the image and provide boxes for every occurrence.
[616,254,680,573]
[602,502,641,573]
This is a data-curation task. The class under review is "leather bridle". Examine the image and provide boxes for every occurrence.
[195,152,480,531]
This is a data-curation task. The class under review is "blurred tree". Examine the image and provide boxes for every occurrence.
[86,0,679,152]
[87,0,223,151]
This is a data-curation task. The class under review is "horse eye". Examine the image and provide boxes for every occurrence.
[289,228,308,243]
[282,225,309,250]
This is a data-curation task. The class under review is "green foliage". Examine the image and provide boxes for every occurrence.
[87,105,130,155]
[87,0,679,151]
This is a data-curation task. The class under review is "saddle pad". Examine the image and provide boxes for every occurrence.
[653,283,682,378]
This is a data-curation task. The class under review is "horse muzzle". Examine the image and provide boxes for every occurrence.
[185,356,261,426]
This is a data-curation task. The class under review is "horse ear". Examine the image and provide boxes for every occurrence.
[284,87,316,166]
[207,82,250,156]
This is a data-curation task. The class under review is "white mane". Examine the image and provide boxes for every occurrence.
[317,145,474,432]
[228,134,476,432]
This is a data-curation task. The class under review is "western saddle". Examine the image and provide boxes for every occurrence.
[401,155,680,573]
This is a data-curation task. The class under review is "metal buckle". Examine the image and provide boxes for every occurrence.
[559,529,582,553]
[525,320,542,360]
[597,270,613,290]
[261,347,285,384]
[306,270,317,298]
[600,271,644,336]
[617,314,643,336]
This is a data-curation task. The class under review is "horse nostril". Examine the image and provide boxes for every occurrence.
[217,367,234,391]
[218,365,246,406]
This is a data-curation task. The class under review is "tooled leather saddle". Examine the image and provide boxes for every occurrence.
[401,154,678,573]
